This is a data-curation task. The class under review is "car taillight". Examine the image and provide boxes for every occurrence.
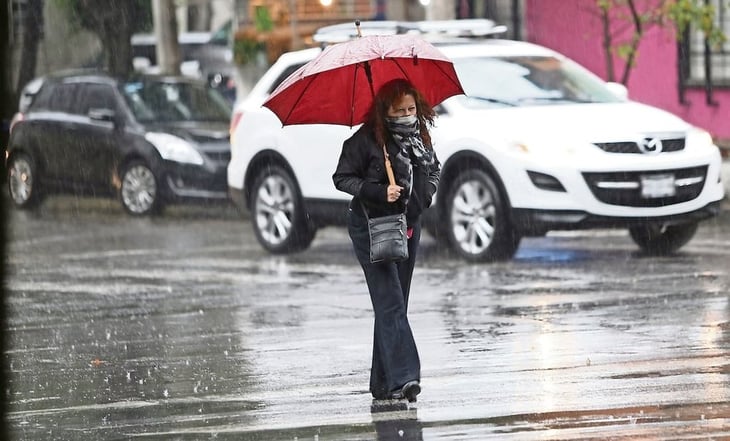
[9,113,24,134]
[229,110,243,139]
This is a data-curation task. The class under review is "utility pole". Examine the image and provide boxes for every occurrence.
[152,0,181,75]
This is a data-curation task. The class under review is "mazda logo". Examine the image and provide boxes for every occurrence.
[638,137,663,154]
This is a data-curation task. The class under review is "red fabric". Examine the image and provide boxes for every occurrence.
[263,34,465,127]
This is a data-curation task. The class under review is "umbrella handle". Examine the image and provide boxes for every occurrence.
[383,145,396,186]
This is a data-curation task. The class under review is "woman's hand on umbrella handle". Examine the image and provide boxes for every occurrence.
[387,184,403,203]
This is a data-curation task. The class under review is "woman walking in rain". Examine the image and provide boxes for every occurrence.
[333,78,441,402]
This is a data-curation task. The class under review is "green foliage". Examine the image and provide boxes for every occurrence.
[233,30,265,65]
[253,6,274,32]
[233,6,274,65]
[666,0,726,46]
[596,0,727,84]
[614,43,634,60]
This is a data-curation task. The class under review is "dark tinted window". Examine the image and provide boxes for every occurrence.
[121,79,231,123]
[76,83,119,115]
[268,63,306,94]
[31,82,78,112]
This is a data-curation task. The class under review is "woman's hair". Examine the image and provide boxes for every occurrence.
[369,79,435,150]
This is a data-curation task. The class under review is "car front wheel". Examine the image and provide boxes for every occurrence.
[443,169,520,262]
[7,153,42,209]
[250,165,316,253]
[629,222,698,255]
[120,160,161,215]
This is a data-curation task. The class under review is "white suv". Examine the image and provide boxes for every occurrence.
[228,22,725,262]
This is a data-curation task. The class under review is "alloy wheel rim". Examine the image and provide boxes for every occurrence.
[450,179,496,255]
[255,175,295,246]
[121,165,157,214]
[9,158,33,204]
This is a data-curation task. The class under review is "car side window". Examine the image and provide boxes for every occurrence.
[76,84,119,116]
[267,63,306,94]
[31,83,77,113]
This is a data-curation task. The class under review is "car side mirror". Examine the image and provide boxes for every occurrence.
[605,82,629,100]
[88,108,124,127]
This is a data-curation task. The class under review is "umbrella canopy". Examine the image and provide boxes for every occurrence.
[263,33,465,127]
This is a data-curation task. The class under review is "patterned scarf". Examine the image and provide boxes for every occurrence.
[386,115,435,206]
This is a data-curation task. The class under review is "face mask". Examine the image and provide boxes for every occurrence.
[386,115,418,126]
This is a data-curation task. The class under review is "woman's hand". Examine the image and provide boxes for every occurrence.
[387,184,403,203]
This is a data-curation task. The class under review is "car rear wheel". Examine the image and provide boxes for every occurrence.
[120,160,161,215]
[7,153,42,209]
[251,165,316,253]
[443,169,520,262]
[628,222,698,255]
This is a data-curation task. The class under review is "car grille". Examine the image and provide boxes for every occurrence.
[593,138,685,154]
[582,165,707,207]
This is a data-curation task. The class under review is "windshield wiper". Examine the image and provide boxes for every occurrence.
[467,96,518,107]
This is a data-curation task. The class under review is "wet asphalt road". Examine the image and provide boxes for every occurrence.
[3,196,730,440]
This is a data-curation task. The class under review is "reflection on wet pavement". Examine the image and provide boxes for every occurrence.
[4,203,730,439]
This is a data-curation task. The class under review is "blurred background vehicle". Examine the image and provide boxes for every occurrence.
[6,71,232,215]
[131,20,239,104]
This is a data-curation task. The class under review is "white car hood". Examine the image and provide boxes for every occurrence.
[451,101,691,145]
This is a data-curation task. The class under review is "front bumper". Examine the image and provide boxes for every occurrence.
[161,162,228,202]
[512,201,722,235]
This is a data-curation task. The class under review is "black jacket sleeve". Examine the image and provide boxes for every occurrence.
[425,153,441,207]
[332,127,388,203]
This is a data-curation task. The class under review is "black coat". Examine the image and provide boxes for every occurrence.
[332,124,441,226]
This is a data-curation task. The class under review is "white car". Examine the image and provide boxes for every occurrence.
[228,27,725,262]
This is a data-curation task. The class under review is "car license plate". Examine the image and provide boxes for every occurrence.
[641,174,676,198]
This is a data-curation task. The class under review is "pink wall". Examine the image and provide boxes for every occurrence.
[525,0,730,142]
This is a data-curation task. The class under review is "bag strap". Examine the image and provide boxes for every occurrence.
[359,143,404,220]
[383,145,396,186]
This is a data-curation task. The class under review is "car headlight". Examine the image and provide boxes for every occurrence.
[684,128,714,151]
[145,132,204,165]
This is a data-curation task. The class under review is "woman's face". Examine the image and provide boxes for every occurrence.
[387,93,417,118]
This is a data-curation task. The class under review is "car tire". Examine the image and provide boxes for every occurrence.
[443,169,520,262]
[7,152,43,209]
[628,222,698,255]
[250,165,316,253]
[120,160,162,216]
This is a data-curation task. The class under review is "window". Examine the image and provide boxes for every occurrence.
[267,63,306,95]
[681,0,730,89]
[31,82,77,112]
[76,84,118,115]
[120,80,231,123]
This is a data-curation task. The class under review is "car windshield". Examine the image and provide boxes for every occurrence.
[120,79,231,123]
[453,55,623,107]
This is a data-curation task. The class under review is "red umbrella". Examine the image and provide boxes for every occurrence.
[263,29,465,127]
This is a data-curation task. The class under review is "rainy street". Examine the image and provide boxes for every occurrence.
[3,197,730,440]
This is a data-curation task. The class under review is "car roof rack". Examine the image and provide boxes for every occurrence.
[312,19,507,44]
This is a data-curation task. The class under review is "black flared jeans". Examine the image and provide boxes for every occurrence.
[347,206,421,399]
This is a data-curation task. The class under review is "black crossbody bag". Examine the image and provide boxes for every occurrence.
[360,201,408,264]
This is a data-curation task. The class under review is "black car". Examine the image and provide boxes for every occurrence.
[5,71,232,215]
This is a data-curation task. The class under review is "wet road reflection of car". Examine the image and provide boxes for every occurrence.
[5,71,232,215]
[4,201,730,440]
